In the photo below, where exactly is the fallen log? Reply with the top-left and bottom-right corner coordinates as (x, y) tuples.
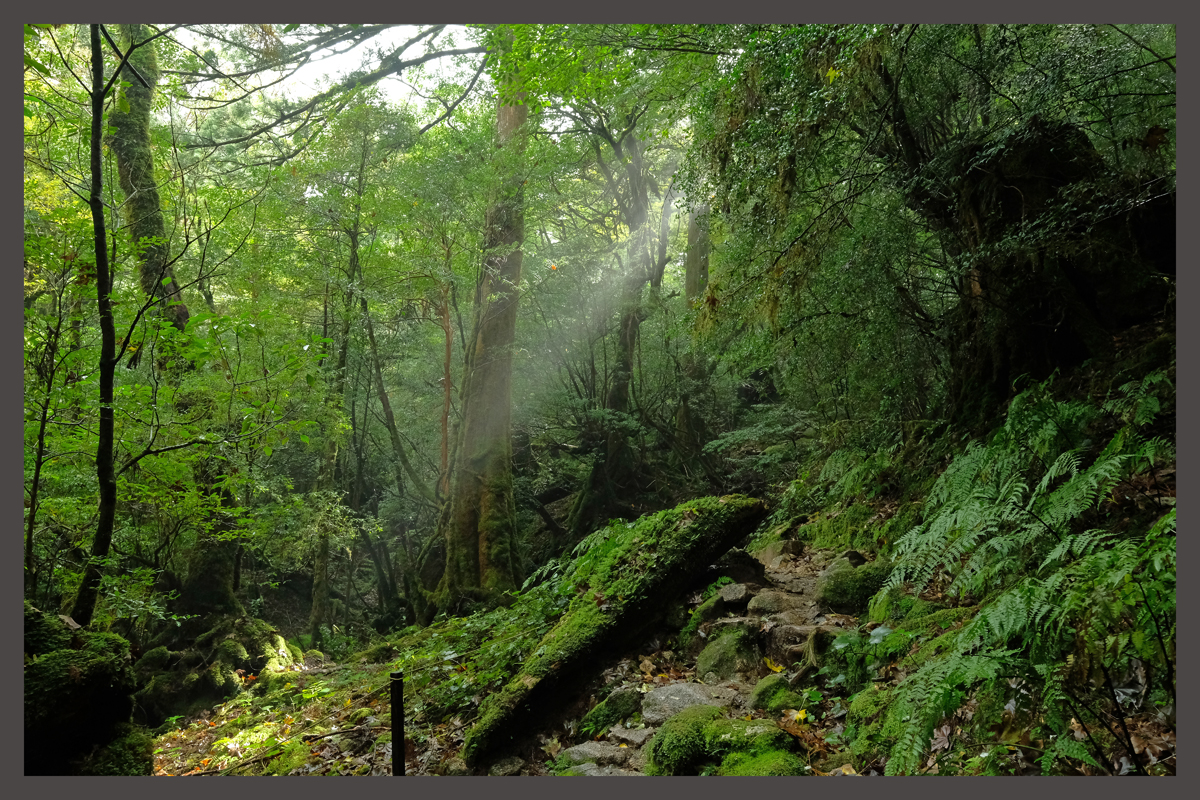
(462, 495), (767, 768)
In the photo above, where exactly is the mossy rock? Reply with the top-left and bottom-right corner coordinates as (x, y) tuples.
(644, 704), (797, 775)
(24, 601), (73, 656)
(678, 593), (726, 653)
(580, 687), (642, 735)
(696, 626), (761, 681)
(644, 705), (724, 775)
(133, 645), (171, 677)
(462, 495), (768, 767)
(749, 674), (808, 714)
(819, 558), (892, 613)
(24, 613), (137, 775)
(76, 723), (153, 776)
(718, 749), (807, 776)
(134, 614), (298, 727)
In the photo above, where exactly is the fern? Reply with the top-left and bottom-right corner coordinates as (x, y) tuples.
(873, 374), (1174, 773)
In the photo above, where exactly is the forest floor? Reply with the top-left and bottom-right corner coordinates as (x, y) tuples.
(151, 544), (876, 776)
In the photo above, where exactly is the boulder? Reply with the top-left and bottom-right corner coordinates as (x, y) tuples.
(581, 686), (642, 735)
(24, 604), (139, 775)
(710, 549), (768, 584)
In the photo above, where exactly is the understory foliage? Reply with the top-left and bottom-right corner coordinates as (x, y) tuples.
(866, 372), (1175, 774)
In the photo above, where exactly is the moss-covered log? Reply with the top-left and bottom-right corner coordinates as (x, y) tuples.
(461, 494), (767, 767)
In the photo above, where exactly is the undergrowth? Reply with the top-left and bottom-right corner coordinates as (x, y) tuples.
(858, 372), (1175, 775)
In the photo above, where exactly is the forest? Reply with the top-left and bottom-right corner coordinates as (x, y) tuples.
(23, 24), (1175, 777)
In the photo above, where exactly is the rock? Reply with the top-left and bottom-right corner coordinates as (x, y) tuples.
(609, 726), (655, 747)
(818, 559), (892, 613)
(562, 740), (630, 766)
(709, 616), (759, 635)
(25, 604), (139, 775)
(692, 594), (727, 625)
(642, 683), (722, 724)
(695, 627), (761, 683)
(839, 549), (867, 567)
(710, 549), (769, 584)
(444, 756), (470, 775)
(768, 609), (809, 625)
(565, 763), (642, 776)
(462, 496), (767, 768)
(581, 687), (642, 734)
(718, 582), (756, 606)
(754, 539), (804, 566)
(488, 755), (525, 775)
(747, 590), (805, 614)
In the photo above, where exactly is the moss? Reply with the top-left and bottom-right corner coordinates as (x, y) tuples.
(78, 723), (153, 776)
(644, 705), (724, 775)
(804, 502), (874, 550)
(846, 684), (908, 761)
(305, 649), (326, 662)
(718, 749), (807, 776)
(704, 716), (792, 757)
(901, 605), (974, 636)
(217, 639), (251, 669)
(349, 707), (373, 725)
(580, 687), (641, 735)
(645, 705), (797, 775)
(133, 645), (171, 676)
(749, 674), (807, 714)
(696, 626), (760, 680)
(819, 559), (892, 613)
(24, 626), (137, 774)
(678, 593), (726, 652)
(287, 641), (304, 662)
(24, 601), (72, 655)
(462, 495), (768, 767)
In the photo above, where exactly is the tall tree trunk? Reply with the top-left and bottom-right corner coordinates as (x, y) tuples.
(685, 205), (710, 304)
(102, 24), (243, 620)
(69, 25), (117, 628)
(433, 79), (527, 613)
(106, 24), (188, 335)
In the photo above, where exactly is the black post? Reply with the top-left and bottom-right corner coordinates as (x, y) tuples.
(391, 670), (404, 775)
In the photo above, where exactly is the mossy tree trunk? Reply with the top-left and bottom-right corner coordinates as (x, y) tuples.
(433, 80), (527, 614)
(100, 25), (243, 622)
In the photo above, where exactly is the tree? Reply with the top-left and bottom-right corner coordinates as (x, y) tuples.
(433, 47), (528, 614)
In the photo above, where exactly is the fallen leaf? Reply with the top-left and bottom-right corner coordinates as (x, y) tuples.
(764, 657), (784, 673)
